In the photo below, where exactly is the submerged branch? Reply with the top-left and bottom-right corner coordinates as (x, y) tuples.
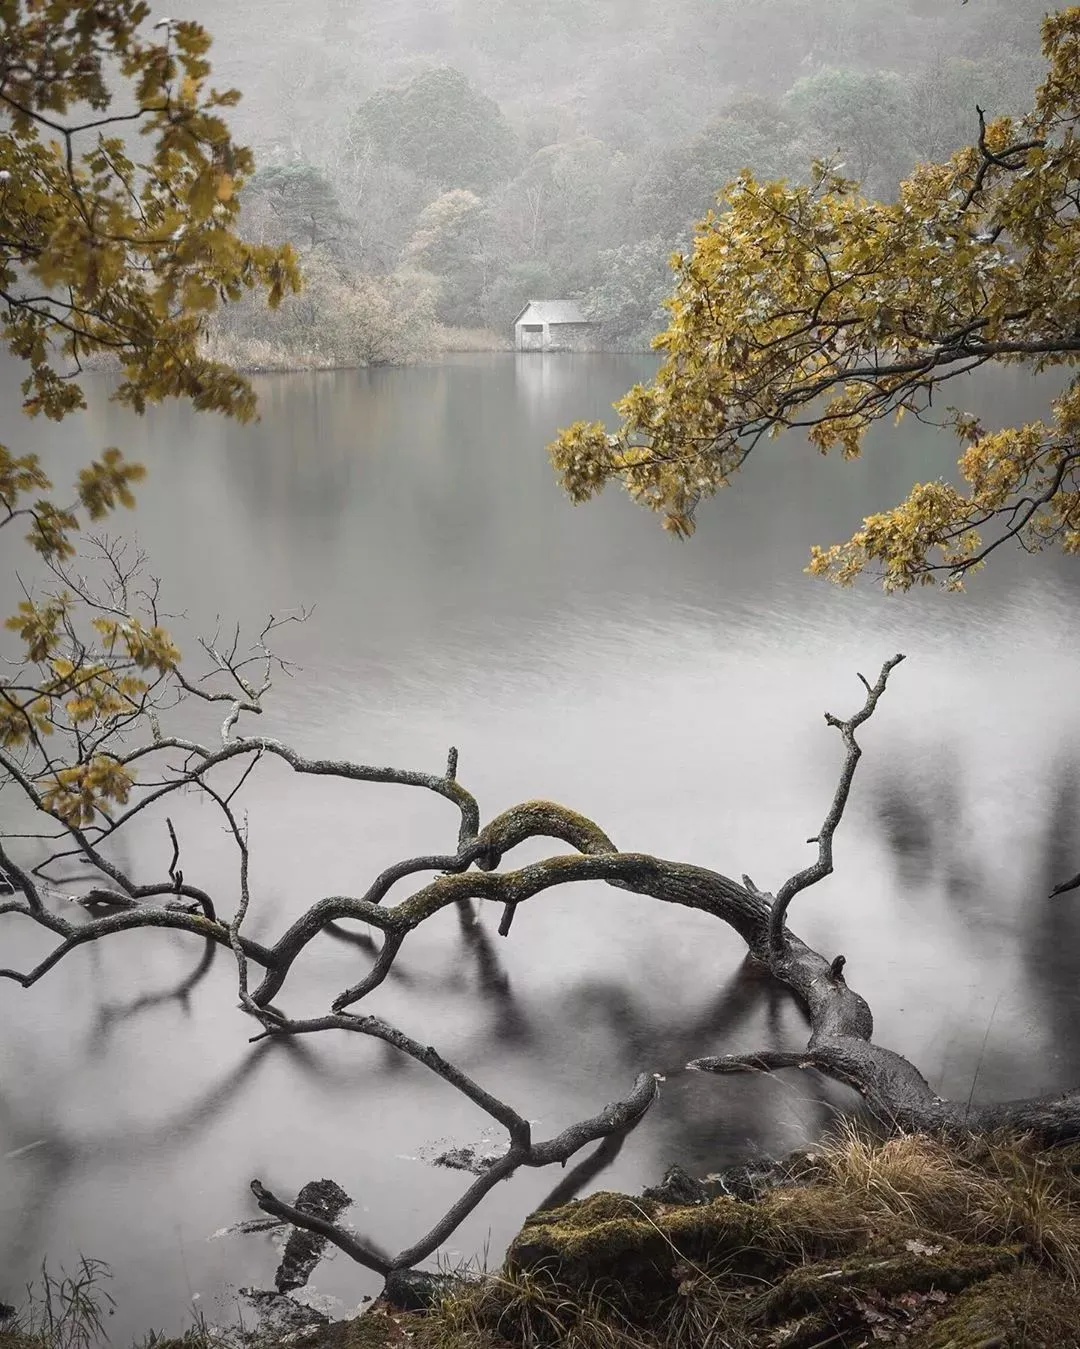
(1051, 870), (1080, 899)
(250, 1181), (392, 1277)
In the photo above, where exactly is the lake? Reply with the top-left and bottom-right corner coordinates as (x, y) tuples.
(1, 353), (1079, 1340)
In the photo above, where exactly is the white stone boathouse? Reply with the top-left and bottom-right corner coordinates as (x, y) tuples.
(512, 300), (601, 352)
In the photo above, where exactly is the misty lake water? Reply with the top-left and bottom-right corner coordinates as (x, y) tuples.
(2, 353), (1080, 1339)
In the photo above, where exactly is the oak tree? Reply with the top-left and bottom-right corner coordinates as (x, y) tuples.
(551, 6), (1080, 592)
(1, 0), (299, 761)
(351, 67), (521, 195)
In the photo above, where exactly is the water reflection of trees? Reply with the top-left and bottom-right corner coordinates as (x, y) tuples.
(8, 753), (1080, 1294)
(216, 374), (362, 529)
(865, 744), (1080, 1095)
(1024, 755), (1080, 1084)
(866, 746), (968, 897)
(323, 907), (849, 1171)
(1, 890), (851, 1286)
(217, 364), (539, 606)
(0, 1037), (301, 1275)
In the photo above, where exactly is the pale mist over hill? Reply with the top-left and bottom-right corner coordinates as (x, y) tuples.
(157, 0), (1051, 360)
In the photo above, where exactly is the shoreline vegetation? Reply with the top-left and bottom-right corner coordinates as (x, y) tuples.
(77, 327), (513, 378)
(77, 330), (654, 378)
(200, 324), (515, 372)
(7, 1123), (1080, 1349)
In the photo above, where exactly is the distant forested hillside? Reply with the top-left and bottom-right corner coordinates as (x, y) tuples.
(168, 0), (1048, 355)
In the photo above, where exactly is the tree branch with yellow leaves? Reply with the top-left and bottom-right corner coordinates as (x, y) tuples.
(1, 0), (300, 568)
(550, 7), (1080, 591)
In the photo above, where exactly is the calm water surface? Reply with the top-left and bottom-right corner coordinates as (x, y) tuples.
(1, 355), (1079, 1338)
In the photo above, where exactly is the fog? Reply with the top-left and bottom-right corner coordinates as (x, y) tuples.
(148, 0), (1052, 359)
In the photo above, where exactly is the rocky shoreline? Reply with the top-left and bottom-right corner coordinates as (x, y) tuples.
(6, 1130), (1080, 1349)
(219, 1133), (1080, 1347)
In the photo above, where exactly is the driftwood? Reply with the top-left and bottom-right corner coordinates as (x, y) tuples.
(4, 627), (1080, 1290)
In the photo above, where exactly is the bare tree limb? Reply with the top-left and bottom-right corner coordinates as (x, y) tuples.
(0, 836), (47, 915)
(253, 1072), (659, 1275)
(527, 1072), (658, 1166)
(768, 654), (906, 950)
(386, 1151), (525, 1271)
(9, 638), (1080, 1301)
(689, 1050), (815, 1075)
(250, 1181), (392, 1277)
(111, 735), (481, 850)
(0, 906), (273, 989)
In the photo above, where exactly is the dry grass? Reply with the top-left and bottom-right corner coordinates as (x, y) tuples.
(429, 326), (510, 353)
(60, 322), (507, 380)
(197, 330), (349, 373)
(809, 1118), (1080, 1285)
(65, 333), (347, 375)
(402, 1125), (1080, 1349)
(5, 1259), (116, 1349)
(416, 1266), (653, 1349)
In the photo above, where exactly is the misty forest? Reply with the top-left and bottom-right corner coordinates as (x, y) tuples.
(3, 2), (1080, 1348)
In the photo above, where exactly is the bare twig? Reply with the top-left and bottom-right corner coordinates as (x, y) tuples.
(1051, 870), (1080, 899)
(768, 654), (906, 950)
(0, 837), (46, 914)
(249, 1181), (392, 1276)
(166, 817), (181, 887)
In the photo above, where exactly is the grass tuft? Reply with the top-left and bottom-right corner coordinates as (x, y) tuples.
(6, 1258), (116, 1349)
(810, 1118), (1080, 1286)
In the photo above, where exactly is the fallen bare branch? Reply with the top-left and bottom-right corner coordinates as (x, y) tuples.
(250, 1181), (392, 1277)
(7, 638), (1080, 1304)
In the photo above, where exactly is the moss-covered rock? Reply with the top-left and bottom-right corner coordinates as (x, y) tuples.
(485, 1165), (1069, 1347)
(508, 1191), (769, 1309)
(505, 1182), (906, 1315)
(908, 1267), (1080, 1348)
(752, 1243), (1020, 1327)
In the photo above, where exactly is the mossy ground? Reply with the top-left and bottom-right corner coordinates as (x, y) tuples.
(314, 1127), (1080, 1349)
